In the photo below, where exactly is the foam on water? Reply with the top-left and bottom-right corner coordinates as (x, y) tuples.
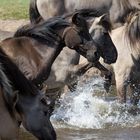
(51, 76), (140, 129)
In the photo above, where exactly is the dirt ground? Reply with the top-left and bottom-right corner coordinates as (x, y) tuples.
(0, 19), (29, 40)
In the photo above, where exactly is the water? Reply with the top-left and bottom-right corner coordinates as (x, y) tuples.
(20, 76), (140, 140)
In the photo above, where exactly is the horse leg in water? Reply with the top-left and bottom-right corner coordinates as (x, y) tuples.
(64, 61), (94, 91)
(114, 72), (129, 103)
(67, 61), (112, 92)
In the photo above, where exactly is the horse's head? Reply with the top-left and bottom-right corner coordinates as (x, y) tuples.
(0, 47), (56, 140)
(89, 14), (118, 64)
(19, 91), (56, 140)
(63, 13), (99, 63)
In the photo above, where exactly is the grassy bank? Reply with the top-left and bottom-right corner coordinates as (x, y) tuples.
(0, 0), (29, 19)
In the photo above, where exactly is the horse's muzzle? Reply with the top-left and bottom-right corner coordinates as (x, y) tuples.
(86, 50), (100, 62)
(103, 54), (117, 64)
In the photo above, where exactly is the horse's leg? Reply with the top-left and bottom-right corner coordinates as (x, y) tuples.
(115, 75), (128, 103)
(67, 61), (112, 92)
(66, 61), (93, 91)
(93, 62), (112, 92)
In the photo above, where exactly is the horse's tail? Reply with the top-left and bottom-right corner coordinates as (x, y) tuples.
(29, 0), (43, 24)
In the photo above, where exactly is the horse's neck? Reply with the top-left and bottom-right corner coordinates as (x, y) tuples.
(31, 38), (64, 86)
(1, 37), (64, 87)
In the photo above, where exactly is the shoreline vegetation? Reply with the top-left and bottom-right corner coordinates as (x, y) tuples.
(0, 0), (29, 19)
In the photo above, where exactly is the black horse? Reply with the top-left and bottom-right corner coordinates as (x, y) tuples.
(0, 48), (56, 140)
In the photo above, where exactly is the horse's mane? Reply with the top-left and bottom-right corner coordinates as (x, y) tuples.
(14, 17), (70, 45)
(0, 63), (15, 116)
(0, 48), (38, 96)
(125, 11), (140, 46)
(113, 0), (139, 23)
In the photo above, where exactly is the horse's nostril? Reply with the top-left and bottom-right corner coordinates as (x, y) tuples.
(86, 50), (100, 62)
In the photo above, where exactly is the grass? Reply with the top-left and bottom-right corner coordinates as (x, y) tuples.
(0, 0), (30, 19)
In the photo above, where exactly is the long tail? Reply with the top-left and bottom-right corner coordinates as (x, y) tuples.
(29, 0), (44, 24)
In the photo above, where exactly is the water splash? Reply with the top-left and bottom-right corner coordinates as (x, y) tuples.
(51, 76), (140, 129)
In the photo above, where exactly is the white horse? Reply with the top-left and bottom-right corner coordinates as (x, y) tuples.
(90, 11), (140, 105)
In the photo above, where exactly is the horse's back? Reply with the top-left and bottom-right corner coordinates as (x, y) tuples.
(36, 0), (111, 20)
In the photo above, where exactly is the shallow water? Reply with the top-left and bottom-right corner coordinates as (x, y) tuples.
(20, 127), (140, 140)
(20, 76), (140, 140)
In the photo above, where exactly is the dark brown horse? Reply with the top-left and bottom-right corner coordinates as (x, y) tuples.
(29, 0), (140, 28)
(0, 13), (117, 89)
(0, 48), (56, 140)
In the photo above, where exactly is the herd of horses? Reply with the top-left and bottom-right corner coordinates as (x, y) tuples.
(0, 0), (140, 139)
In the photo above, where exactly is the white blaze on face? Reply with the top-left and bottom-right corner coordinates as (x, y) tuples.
(89, 15), (105, 34)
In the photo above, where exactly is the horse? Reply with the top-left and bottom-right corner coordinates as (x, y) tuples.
(41, 13), (115, 99)
(0, 13), (117, 90)
(29, 0), (140, 28)
(0, 48), (56, 140)
(90, 11), (140, 106)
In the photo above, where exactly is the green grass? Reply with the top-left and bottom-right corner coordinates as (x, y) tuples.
(0, 0), (30, 19)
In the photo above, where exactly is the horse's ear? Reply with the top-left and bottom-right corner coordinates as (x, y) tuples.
(72, 13), (81, 25)
(99, 13), (112, 31)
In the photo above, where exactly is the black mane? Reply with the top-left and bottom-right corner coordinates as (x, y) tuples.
(14, 17), (70, 45)
(0, 48), (38, 96)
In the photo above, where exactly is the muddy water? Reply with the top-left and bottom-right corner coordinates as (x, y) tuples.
(20, 127), (140, 140)
(20, 76), (140, 140)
